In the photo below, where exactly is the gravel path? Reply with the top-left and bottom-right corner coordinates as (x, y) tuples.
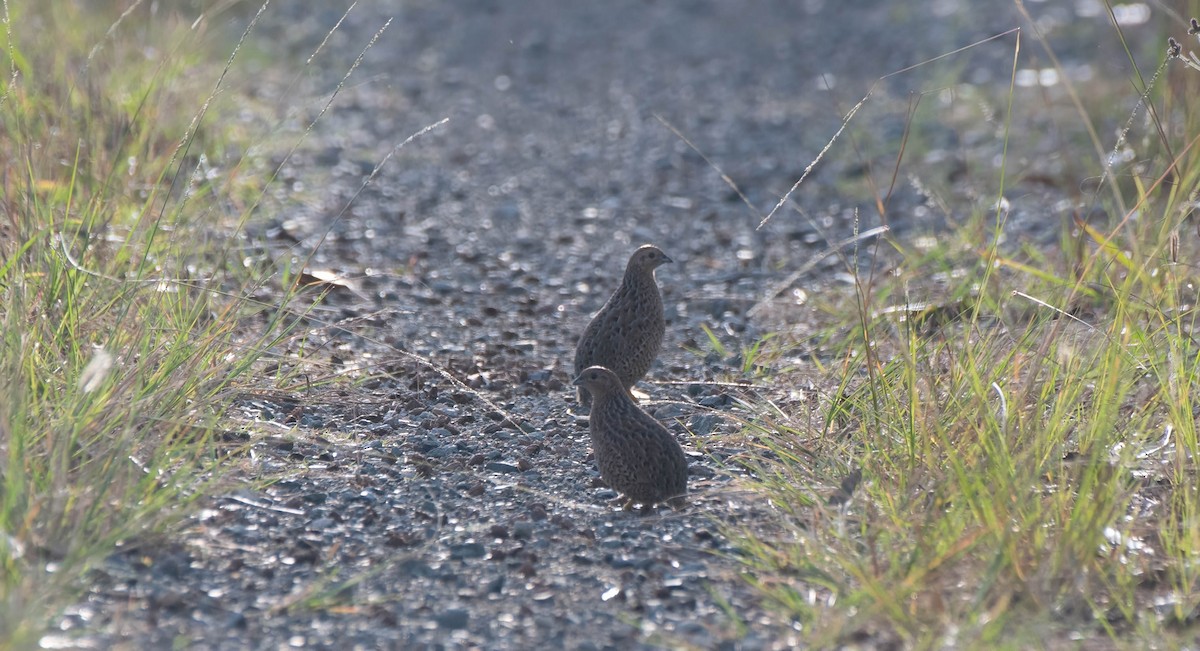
(56, 1), (1162, 648)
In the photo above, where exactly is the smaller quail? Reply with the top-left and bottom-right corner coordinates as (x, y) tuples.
(572, 365), (688, 509)
(574, 245), (672, 410)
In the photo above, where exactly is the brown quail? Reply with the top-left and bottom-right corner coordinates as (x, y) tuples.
(572, 365), (688, 509)
(574, 245), (671, 409)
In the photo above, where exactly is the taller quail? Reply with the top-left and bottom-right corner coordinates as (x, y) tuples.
(572, 365), (688, 508)
(573, 244), (672, 409)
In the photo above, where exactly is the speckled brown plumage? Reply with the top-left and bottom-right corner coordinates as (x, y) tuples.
(572, 365), (688, 508)
(573, 245), (671, 409)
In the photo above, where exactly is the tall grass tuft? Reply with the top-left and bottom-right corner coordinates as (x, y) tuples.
(0, 2), (302, 645)
(732, 19), (1200, 648)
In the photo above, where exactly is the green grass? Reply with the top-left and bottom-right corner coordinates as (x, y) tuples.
(729, 10), (1200, 649)
(0, 2), (308, 646)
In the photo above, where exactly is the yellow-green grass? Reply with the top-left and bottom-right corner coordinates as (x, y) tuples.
(728, 12), (1200, 649)
(0, 2), (305, 646)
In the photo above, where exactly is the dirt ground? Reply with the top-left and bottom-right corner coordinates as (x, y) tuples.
(55, 1), (1169, 648)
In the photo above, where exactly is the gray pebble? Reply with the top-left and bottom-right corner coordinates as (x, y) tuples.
(690, 414), (722, 435)
(653, 404), (688, 420)
(435, 608), (470, 630)
(413, 438), (439, 453)
(307, 517), (336, 530)
(513, 521), (535, 540)
(485, 461), (520, 473)
(450, 542), (486, 560)
(427, 444), (458, 458)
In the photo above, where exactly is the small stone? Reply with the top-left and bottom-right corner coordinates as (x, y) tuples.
(528, 504), (548, 521)
(413, 438), (439, 453)
(450, 542), (486, 560)
(486, 575), (505, 594)
(653, 404), (688, 420)
(608, 556), (637, 569)
(308, 517), (335, 530)
(689, 414), (721, 435)
(513, 521), (535, 540)
(485, 461), (520, 474)
(299, 413), (326, 428)
(436, 608), (470, 630)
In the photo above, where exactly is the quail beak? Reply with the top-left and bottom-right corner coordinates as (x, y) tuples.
(571, 374), (584, 386)
(662, 254), (674, 264)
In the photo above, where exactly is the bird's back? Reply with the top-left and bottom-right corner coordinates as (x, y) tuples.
(588, 391), (687, 504)
(574, 275), (665, 387)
